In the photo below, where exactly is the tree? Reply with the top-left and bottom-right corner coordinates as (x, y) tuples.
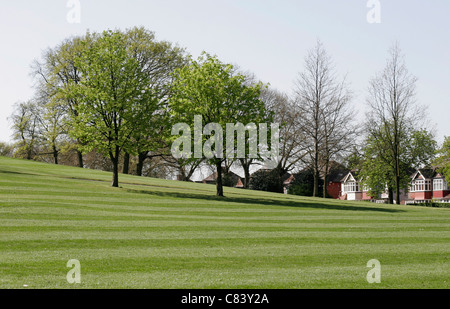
(64, 29), (158, 187)
(262, 88), (307, 182)
(0, 142), (14, 157)
(360, 128), (436, 203)
(161, 155), (204, 182)
(248, 168), (283, 193)
(9, 101), (40, 160)
(170, 52), (268, 196)
(318, 84), (356, 198)
(364, 43), (434, 204)
(34, 95), (67, 165)
(434, 137), (450, 183)
(294, 40), (354, 197)
(32, 35), (88, 168)
(288, 168), (324, 197)
(124, 27), (187, 176)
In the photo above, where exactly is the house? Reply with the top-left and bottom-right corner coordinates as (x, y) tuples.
(282, 161), (349, 197)
(407, 168), (450, 204)
(201, 171), (244, 188)
(338, 168), (450, 204)
(326, 166), (350, 199)
(339, 170), (414, 203)
(339, 170), (371, 201)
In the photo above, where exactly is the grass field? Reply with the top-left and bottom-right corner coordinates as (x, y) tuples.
(0, 156), (449, 289)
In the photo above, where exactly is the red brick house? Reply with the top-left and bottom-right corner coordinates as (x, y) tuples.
(326, 169), (350, 199)
(339, 171), (373, 201)
(408, 169), (450, 203)
(337, 168), (450, 204)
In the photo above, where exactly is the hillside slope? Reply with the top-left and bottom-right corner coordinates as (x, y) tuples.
(0, 156), (449, 289)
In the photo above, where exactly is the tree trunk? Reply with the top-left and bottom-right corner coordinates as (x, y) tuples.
(239, 158), (251, 189)
(53, 145), (58, 165)
(112, 159), (119, 187)
(313, 135), (319, 197)
(313, 167), (319, 198)
(388, 187), (394, 205)
(395, 175), (401, 205)
(77, 150), (84, 168)
(123, 152), (130, 174)
(26, 143), (33, 160)
(110, 146), (120, 187)
(136, 151), (147, 176)
(215, 159), (224, 197)
(244, 165), (250, 189)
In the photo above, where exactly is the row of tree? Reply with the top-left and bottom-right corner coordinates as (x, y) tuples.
(6, 26), (449, 201)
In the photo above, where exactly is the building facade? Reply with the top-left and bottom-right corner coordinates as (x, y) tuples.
(338, 168), (450, 204)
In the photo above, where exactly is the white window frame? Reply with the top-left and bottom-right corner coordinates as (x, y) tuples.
(433, 179), (448, 191)
(412, 179), (431, 192)
(343, 181), (360, 193)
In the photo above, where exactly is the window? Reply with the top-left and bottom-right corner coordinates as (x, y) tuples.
(343, 181), (360, 193)
(433, 179), (448, 191)
(412, 179), (431, 192)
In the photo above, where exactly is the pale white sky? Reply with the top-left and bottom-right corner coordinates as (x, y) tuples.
(1, 0), (449, 144)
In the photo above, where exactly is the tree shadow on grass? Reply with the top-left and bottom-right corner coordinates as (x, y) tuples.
(125, 188), (405, 213)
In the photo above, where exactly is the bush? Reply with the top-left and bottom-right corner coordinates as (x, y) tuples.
(249, 169), (283, 193)
(288, 169), (324, 197)
(0, 142), (14, 157)
(413, 202), (450, 208)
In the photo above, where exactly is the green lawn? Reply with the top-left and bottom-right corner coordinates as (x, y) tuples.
(0, 156), (449, 289)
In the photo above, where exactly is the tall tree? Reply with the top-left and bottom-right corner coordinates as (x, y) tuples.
(64, 29), (157, 187)
(261, 88), (306, 180)
(32, 35), (88, 168)
(33, 91), (67, 165)
(9, 101), (40, 160)
(360, 127), (436, 203)
(170, 53), (268, 196)
(364, 43), (434, 204)
(319, 82), (356, 198)
(124, 27), (187, 176)
(294, 40), (353, 197)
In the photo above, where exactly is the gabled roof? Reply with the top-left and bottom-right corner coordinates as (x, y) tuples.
(341, 170), (360, 183)
(328, 169), (351, 183)
(411, 168), (437, 181)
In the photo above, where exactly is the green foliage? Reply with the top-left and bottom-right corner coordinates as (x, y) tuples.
(66, 30), (154, 156)
(169, 52), (269, 195)
(412, 202), (450, 208)
(10, 101), (40, 160)
(249, 169), (283, 193)
(435, 136), (450, 183)
(288, 169), (324, 197)
(59, 28), (181, 186)
(359, 126), (437, 199)
(169, 52), (268, 152)
(0, 142), (14, 157)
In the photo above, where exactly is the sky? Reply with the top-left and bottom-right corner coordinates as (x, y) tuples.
(0, 0), (449, 145)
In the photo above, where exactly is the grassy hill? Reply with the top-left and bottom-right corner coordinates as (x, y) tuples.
(0, 156), (449, 289)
